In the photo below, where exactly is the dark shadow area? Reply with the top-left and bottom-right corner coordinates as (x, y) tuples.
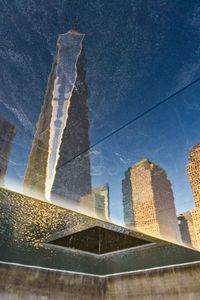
(48, 226), (151, 254)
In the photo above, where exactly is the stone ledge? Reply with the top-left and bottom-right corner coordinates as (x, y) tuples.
(1, 261), (200, 299)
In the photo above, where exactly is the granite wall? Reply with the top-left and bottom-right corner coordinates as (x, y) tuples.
(105, 262), (200, 300)
(0, 263), (103, 300)
(1, 262), (200, 299)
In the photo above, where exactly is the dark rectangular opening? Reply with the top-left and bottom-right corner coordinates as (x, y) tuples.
(47, 226), (151, 254)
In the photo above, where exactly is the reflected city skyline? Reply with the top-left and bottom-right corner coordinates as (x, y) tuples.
(0, 20), (200, 250)
(2, 101), (200, 249)
(3, 4), (200, 295)
(1, 1), (200, 222)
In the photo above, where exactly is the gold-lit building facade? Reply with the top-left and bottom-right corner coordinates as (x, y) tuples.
(191, 208), (200, 249)
(187, 143), (200, 249)
(122, 159), (181, 242)
(187, 143), (200, 208)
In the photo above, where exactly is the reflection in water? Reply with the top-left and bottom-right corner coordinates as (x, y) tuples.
(23, 30), (92, 209)
(122, 159), (181, 243)
(92, 184), (110, 220)
(184, 143), (200, 250)
(178, 212), (194, 248)
(5, 28), (199, 249)
(0, 118), (16, 186)
(51, 37), (91, 206)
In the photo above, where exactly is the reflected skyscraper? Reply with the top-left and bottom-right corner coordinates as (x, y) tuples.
(178, 212), (196, 247)
(187, 143), (200, 249)
(24, 30), (91, 207)
(122, 159), (181, 242)
(0, 117), (16, 186)
(92, 184), (110, 220)
(187, 143), (200, 207)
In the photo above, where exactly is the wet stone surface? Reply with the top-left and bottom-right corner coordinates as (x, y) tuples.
(1, 187), (200, 275)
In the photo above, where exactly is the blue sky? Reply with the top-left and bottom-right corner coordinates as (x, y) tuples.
(1, 0), (200, 222)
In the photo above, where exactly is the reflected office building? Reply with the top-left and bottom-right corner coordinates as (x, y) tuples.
(178, 211), (195, 248)
(0, 117), (16, 186)
(24, 30), (92, 209)
(186, 143), (200, 249)
(122, 159), (181, 243)
(92, 184), (110, 220)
